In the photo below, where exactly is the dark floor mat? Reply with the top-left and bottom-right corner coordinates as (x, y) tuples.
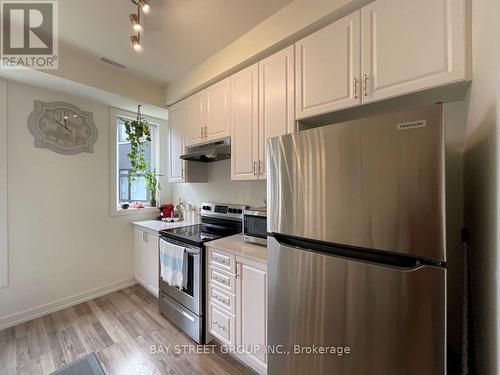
(49, 353), (105, 375)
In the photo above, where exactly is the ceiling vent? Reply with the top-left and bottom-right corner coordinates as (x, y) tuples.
(99, 57), (127, 70)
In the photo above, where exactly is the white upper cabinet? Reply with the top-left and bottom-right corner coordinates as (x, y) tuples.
(231, 64), (259, 181)
(258, 46), (295, 180)
(168, 101), (186, 183)
(184, 92), (205, 146)
(205, 78), (231, 142)
(295, 12), (361, 119)
(362, 0), (467, 103)
(184, 79), (231, 147)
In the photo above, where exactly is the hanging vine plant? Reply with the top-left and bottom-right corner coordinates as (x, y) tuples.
(122, 105), (161, 207)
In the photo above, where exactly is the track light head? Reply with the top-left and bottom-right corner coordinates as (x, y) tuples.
(129, 14), (143, 32)
(130, 35), (142, 52)
(137, 0), (151, 14)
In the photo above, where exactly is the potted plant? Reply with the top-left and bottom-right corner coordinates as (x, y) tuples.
(123, 105), (161, 207)
(145, 169), (161, 207)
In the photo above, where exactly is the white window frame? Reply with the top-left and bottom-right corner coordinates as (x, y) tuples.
(0, 79), (7, 288)
(109, 108), (165, 217)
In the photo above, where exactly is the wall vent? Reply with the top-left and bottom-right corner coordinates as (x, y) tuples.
(99, 57), (127, 70)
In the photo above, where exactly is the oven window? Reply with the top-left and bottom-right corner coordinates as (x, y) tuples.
(244, 215), (267, 239)
(183, 254), (194, 297)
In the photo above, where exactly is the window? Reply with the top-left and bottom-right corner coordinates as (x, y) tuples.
(116, 118), (155, 205)
(110, 108), (165, 216)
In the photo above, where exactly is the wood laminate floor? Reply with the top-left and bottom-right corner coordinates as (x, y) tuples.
(0, 284), (256, 375)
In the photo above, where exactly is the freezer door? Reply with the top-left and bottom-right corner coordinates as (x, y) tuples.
(267, 104), (445, 262)
(268, 237), (446, 375)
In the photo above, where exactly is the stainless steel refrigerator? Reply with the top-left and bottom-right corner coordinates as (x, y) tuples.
(267, 104), (446, 375)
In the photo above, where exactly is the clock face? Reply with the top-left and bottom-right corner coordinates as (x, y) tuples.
(28, 101), (98, 155)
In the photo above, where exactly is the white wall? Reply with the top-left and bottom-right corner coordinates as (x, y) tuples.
(0, 79), (7, 288)
(0, 79), (157, 329)
(171, 160), (267, 208)
(461, 0), (500, 373)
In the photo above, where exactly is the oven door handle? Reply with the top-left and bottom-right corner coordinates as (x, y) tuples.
(160, 237), (201, 254)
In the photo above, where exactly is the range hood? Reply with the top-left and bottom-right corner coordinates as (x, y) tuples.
(180, 138), (231, 163)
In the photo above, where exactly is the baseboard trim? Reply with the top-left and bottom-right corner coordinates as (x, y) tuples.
(0, 278), (136, 331)
(211, 338), (267, 375)
(134, 276), (159, 298)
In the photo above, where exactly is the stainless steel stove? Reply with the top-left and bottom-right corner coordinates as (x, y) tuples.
(158, 202), (246, 343)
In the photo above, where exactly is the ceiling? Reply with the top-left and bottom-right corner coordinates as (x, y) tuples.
(59, 0), (293, 86)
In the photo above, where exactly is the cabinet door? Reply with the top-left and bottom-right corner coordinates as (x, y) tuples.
(185, 92), (205, 146)
(134, 230), (147, 287)
(168, 102), (186, 183)
(145, 233), (159, 296)
(295, 12), (361, 119)
(134, 230), (159, 296)
(258, 46), (295, 180)
(361, 0), (467, 103)
(238, 261), (267, 372)
(231, 64), (259, 181)
(206, 78), (231, 142)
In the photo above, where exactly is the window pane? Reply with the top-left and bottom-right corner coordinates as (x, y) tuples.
(119, 176), (129, 202)
(118, 121), (129, 142)
(118, 143), (132, 170)
(115, 117), (157, 208)
(131, 176), (148, 201)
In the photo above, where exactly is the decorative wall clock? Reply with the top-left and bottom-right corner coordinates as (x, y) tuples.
(27, 101), (98, 155)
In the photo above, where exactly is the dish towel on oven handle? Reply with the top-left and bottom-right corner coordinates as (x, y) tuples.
(160, 239), (185, 289)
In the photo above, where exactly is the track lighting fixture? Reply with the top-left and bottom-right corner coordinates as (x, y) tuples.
(129, 14), (143, 32)
(131, 0), (151, 14)
(129, 0), (151, 52)
(130, 35), (142, 51)
(137, 0), (151, 14)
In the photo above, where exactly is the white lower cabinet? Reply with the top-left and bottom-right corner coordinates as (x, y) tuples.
(134, 229), (159, 297)
(207, 247), (267, 375)
(237, 259), (267, 374)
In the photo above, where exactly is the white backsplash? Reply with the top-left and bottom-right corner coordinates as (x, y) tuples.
(171, 160), (267, 208)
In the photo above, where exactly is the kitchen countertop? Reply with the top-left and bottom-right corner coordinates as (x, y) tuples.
(206, 234), (267, 263)
(132, 220), (198, 233)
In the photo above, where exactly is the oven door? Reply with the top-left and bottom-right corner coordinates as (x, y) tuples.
(243, 213), (268, 245)
(159, 238), (202, 316)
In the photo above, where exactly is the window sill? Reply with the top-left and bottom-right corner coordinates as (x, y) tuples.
(110, 206), (159, 217)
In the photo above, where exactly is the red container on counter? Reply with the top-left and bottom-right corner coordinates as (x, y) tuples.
(161, 203), (174, 218)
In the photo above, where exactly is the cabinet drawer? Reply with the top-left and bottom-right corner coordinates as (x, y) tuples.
(208, 283), (236, 315)
(208, 266), (236, 294)
(208, 303), (235, 345)
(209, 249), (236, 274)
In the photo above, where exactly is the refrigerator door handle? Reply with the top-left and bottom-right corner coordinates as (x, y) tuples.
(271, 233), (444, 270)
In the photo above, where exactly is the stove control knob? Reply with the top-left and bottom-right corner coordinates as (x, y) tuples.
(237, 209), (243, 214)
(228, 208), (234, 213)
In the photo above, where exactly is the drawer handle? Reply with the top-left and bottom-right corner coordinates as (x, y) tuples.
(214, 295), (228, 304)
(213, 321), (226, 331)
(213, 276), (228, 285)
(214, 257), (227, 265)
